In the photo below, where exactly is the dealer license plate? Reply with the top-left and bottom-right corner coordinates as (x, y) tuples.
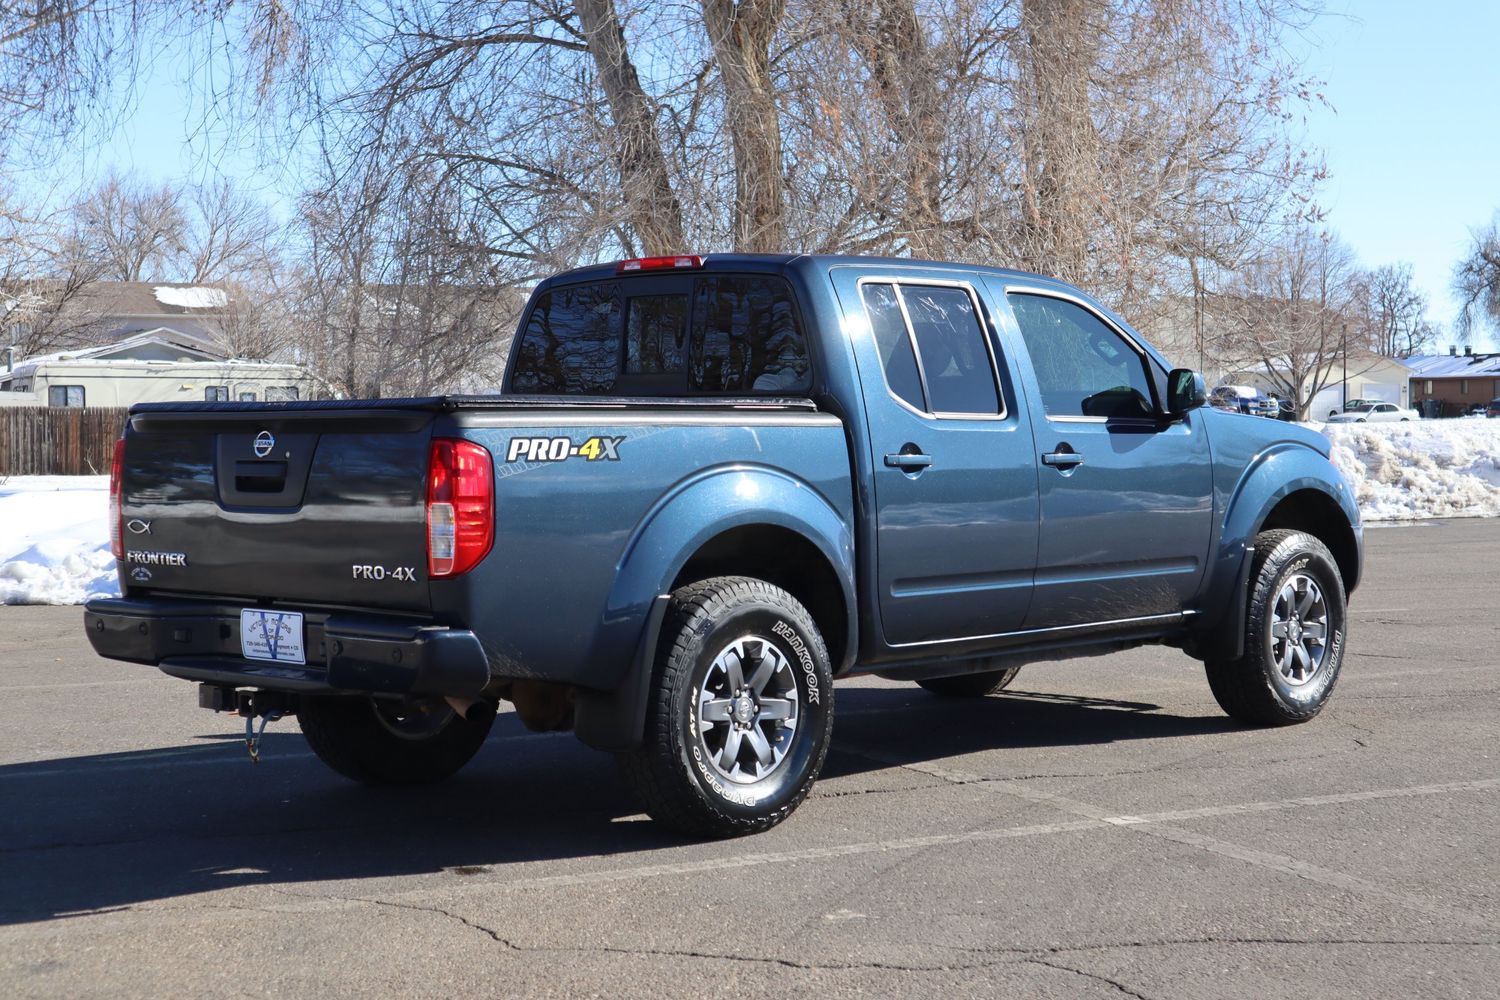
(240, 609), (307, 665)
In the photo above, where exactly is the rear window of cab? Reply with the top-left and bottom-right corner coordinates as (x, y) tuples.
(510, 274), (811, 395)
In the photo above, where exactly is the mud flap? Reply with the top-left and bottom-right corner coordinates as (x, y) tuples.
(573, 594), (671, 752)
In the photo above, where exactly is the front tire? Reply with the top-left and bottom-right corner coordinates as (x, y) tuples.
(619, 577), (834, 838)
(298, 696), (494, 785)
(917, 662), (1021, 697)
(1205, 530), (1347, 726)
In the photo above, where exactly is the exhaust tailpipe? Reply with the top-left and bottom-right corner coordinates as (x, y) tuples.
(444, 696), (497, 725)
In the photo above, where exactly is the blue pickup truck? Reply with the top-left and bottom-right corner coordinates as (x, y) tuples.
(84, 254), (1362, 836)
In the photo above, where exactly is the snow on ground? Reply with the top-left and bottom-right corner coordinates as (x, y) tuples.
(0, 477), (118, 605)
(1312, 417), (1500, 521)
(1, 418), (1498, 605)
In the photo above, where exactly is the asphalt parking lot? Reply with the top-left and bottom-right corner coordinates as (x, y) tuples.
(1, 520), (1496, 999)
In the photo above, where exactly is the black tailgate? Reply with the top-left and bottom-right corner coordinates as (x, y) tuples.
(120, 402), (437, 613)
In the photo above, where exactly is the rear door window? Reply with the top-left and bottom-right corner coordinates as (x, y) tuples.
(901, 286), (1001, 415)
(860, 283), (924, 410)
(858, 281), (1002, 417)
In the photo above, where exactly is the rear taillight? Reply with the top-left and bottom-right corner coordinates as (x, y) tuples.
(109, 437), (125, 560)
(426, 439), (494, 578)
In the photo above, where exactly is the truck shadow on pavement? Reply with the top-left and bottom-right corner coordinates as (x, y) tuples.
(0, 685), (1237, 925)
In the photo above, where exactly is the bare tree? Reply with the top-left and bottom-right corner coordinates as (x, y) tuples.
(700, 0), (786, 251)
(1352, 262), (1435, 358)
(182, 179), (282, 284)
(1213, 226), (1362, 419)
(1455, 215), (1500, 344)
(7, 0), (1336, 397)
(1, 181), (110, 358)
(1013, 0), (1102, 284)
(290, 139), (520, 397)
(576, 0), (688, 254)
(70, 173), (187, 282)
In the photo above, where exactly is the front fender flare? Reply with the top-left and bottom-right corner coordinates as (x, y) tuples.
(1196, 445), (1360, 659)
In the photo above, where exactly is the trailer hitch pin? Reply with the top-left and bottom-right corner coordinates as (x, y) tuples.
(245, 710), (284, 764)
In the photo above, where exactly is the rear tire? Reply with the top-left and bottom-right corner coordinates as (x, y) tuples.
(298, 696), (494, 785)
(916, 663), (1021, 697)
(618, 576), (834, 838)
(1205, 530), (1347, 726)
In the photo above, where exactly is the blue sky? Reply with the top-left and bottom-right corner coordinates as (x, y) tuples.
(22, 2), (1500, 347)
(1299, 1), (1500, 347)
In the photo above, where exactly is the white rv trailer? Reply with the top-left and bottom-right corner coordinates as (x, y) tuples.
(0, 330), (324, 407)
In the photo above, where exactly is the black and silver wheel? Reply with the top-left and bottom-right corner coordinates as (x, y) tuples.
(916, 661), (1021, 697)
(297, 695), (494, 785)
(620, 576), (834, 837)
(1205, 529), (1347, 725)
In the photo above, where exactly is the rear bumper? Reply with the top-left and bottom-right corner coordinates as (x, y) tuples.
(82, 597), (491, 698)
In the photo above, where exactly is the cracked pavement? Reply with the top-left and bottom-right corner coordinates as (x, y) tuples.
(1, 520), (1496, 998)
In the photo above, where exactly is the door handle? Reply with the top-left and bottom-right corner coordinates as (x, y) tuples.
(1041, 449), (1085, 468)
(884, 451), (933, 471)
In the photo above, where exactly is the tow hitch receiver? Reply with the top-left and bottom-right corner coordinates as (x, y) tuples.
(198, 685), (295, 764)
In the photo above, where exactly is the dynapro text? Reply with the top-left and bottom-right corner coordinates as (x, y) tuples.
(506, 435), (624, 464)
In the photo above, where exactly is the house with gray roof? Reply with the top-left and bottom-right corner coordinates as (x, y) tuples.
(1406, 348), (1500, 416)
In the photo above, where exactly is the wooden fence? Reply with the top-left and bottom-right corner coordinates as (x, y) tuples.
(0, 407), (130, 476)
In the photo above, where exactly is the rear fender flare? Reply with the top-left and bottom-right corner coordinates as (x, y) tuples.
(574, 465), (854, 751)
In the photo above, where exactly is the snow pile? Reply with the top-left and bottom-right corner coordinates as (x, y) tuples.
(1314, 418), (1500, 520)
(0, 477), (119, 605)
(152, 285), (228, 309)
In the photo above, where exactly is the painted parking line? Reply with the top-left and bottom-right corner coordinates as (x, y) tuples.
(310, 774), (1497, 904)
(845, 746), (1498, 928)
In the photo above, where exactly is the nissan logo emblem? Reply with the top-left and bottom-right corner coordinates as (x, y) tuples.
(253, 431), (276, 458)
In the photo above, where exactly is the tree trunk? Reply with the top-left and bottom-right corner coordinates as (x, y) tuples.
(1018, 0), (1100, 281)
(700, 0), (786, 252)
(576, 0), (688, 255)
(855, 0), (945, 257)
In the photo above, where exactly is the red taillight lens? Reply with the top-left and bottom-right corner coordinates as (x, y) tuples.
(109, 437), (125, 561)
(427, 439), (494, 578)
(616, 255), (703, 273)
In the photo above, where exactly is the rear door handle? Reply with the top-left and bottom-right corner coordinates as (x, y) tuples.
(1041, 450), (1084, 468)
(884, 452), (933, 471)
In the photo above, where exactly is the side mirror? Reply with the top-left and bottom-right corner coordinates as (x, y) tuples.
(1167, 368), (1207, 418)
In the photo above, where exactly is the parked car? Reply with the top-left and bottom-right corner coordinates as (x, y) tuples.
(1209, 384), (1280, 418)
(1328, 398), (1380, 418)
(1325, 402), (1419, 424)
(1487, 398), (1500, 418)
(83, 254), (1362, 837)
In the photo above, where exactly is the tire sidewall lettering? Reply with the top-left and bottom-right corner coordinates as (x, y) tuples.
(771, 619), (820, 705)
(679, 604), (830, 816)
(1265, 548), (1343, 707)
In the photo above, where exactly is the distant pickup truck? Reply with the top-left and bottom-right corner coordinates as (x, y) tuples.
(85, 254), (1363, 837)
(1209, 384), (1281, 419)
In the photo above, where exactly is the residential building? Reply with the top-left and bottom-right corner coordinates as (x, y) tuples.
(1406, 349), (1500, 416)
